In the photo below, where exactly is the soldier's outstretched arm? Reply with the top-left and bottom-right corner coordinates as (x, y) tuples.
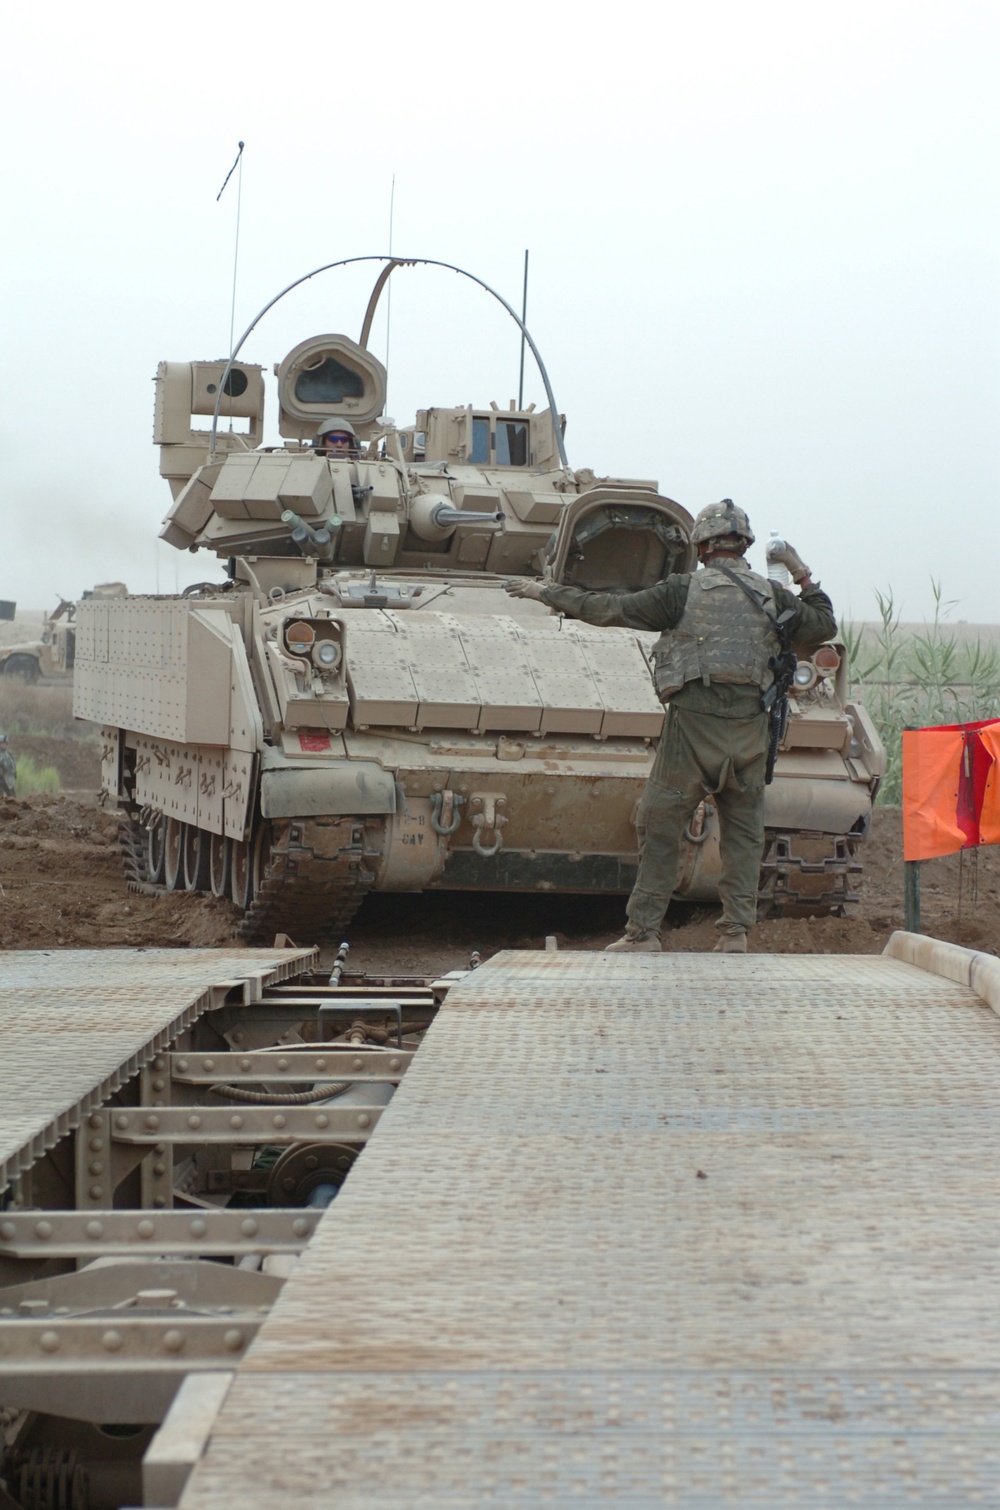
(502, 576), (691, 632)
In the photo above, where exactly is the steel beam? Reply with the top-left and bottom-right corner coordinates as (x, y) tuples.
(107, 1105), (383, 1145)
(168, 1049), (413, 1084)
(0, 1208), (320, 1259)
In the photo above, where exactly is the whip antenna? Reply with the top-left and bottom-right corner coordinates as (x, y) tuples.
(385, 173), (396, 405)
(518, 249), (529, 409)
(217, 141), (245, 365)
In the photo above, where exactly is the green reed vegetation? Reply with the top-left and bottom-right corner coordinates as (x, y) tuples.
(13, 755), (61, 795)
(845, 584), (1000, 805)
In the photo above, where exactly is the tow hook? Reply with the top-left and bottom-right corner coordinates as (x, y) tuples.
(430, 789), (466, 835)
(469, 792), (508, 857)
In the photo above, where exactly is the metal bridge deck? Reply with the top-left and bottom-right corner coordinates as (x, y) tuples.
(179, 947), (1000, 1508)
(0, 947), (315, 1193)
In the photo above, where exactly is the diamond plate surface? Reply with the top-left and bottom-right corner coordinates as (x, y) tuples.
(179, 951), (1000, 1507)
(0, 947), (315, 1191)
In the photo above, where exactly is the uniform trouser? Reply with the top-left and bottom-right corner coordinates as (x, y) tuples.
(626, 703), (769, 937)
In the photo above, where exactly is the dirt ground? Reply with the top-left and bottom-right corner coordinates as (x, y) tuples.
(1, 739), (998, 973)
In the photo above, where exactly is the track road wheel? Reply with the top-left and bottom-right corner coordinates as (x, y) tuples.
(232, 822), (272, 913)
(145, 816), (166, 885)
(163, 817), (184, 891)
(231, 835), (254, 911)
(209, 830), (232, 898)
(183, 824), (211, 892)
(3, 655), (40, 684)
(252, 821), (272, 896)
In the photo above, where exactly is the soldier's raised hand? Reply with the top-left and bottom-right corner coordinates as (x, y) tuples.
(765, 540), (812, 585)
(504, 579), (547, 601)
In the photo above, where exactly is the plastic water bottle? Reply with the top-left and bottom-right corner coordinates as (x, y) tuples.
(766, 532), (790, 585)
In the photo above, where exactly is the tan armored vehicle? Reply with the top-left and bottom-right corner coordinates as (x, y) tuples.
(1, 585), (126, 683)
(74, 258), (884, 940)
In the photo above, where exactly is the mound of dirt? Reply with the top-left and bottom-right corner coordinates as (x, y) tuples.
(1, 795), (997, 974)
(0, 795), (238, 951)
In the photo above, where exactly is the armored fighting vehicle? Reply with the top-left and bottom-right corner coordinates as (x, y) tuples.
(1, 585), (126, 684)
(74, 258), (884, 940)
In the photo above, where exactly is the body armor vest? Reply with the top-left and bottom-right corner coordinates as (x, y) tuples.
(652, 565), (780, 703)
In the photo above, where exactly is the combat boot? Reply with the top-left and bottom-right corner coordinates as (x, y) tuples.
(604, 930), (661, 954)
(713, 932), (748, 954)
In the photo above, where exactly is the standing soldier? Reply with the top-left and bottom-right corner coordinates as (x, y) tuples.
(0, 732), (16, 798)
(505, 501), (836, 953)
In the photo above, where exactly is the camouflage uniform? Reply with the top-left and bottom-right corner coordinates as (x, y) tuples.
(0, 744), (16, 798)
(540, 563), (836, 938)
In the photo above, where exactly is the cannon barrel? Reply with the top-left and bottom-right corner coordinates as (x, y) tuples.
(430, 505), (503, 529)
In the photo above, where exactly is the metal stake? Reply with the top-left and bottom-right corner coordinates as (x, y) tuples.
(904, 859), (921, 934)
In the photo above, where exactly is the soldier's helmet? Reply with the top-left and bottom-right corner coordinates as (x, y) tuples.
(690, 498), (755, 549)
(315, 418), (357, 446)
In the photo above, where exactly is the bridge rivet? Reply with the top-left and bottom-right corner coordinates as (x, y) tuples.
(188, 1115), (202, 1131)
(89, 1137), (104, 1152)
(115, 1115), (129, 1130)
(272, 1114), (286, 1129)
(315, 1058), (327, 1071)
(137, 1220), (155, 1238)
(239, 1058), (252, 1072)
(356, 1114), (371, 1129)
(39, 1331), (60, 1353)
(101, 1330), (123, 1353)
(241, 1218), (258, 1237)
(151, 1077), (166, 1093)
(153, 1057), (166, 1072)
(153, 1162), (166, 1176)
(34, 1221), (53, 1240)
(277, 1058), (289, 1071)
(86, 1221), (104, 1240)
(223, 1329), (245, 1352)
(352, 1058), (364, 1072)
(89, 1186), (104, 1201)
(0, 1222), (15, 1241)
(202, 1059), (215, 1073)
(389, 1059), (401, 1072)
(154, 1144), (166, 1155)
(88, 1114), (102, 1129)
(89, 1161), (104, 1176)
(153, 1196), (167, 1209)
(176, 1059), (189, 1073)
(190, 1218), (207, 1238)
(314, 1114), (329, 1129)
(292, 1218), (311, 1238)
(163, 1329), (185, 1353)
(145, 1115), (160, 1131)
(230, 1115), (243, 1131)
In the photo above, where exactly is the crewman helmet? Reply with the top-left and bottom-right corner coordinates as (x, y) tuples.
(315, 417), (357, 443)
(690, 499), (755, 548)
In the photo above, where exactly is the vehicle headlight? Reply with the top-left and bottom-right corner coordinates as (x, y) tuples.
(284, 619), (315, 656)
(312, 640), (341, 671)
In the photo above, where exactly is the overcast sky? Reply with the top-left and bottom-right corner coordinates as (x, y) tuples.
(1, 0), (996, 623)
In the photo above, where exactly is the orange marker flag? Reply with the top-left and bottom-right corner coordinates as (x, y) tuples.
(902, 720), (1000, 861)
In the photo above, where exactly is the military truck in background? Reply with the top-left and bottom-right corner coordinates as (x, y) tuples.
(73, 258), (884, 942)
(0, 585), (127, 684)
